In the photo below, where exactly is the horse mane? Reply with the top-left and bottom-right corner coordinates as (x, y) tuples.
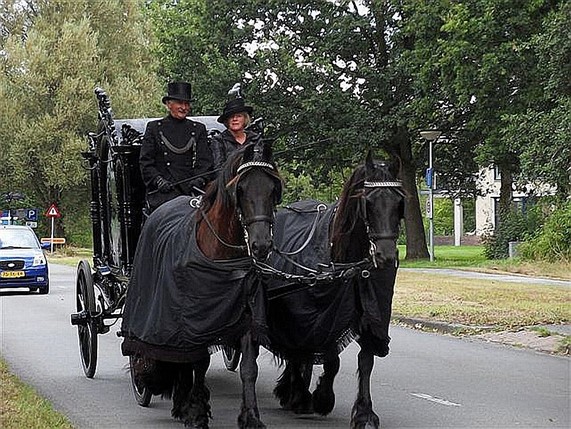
(199, 141), (281, 215)
(330, 159), (399, 260)
(199, 147), (246, 215)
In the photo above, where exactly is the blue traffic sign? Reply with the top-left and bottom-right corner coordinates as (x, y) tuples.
(26, 208), (38, 221)
(425, 168), (433, 188)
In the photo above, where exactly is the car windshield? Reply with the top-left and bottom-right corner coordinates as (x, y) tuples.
(0, 229), (40, 249)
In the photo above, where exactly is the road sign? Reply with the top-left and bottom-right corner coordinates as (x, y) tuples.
(26, 208), (38, 221)
(425, 168), (433, 188)
(26, 221), (38, 228)
(45, 204), (61, 218)
(41, 237), (66, 244)
(426, 198), (432, 219)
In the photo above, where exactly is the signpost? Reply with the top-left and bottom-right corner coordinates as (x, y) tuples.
(420, 130), (442, 262)
(45, 203), (62, 253)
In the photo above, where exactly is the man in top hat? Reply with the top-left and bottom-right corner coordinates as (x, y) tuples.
(210, 95), (259, 173)
(140, 81), (213, 211)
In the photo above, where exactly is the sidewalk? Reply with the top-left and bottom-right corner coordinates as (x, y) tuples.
(400, 267), (571, 287)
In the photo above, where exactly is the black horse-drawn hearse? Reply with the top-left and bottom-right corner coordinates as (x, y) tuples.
(70, 88), (224, 402)
(71, 87), (404, 429)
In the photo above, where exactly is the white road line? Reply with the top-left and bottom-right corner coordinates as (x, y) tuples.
(410, 392), (462, 407)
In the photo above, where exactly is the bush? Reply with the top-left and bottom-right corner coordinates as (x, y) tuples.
(519, 201), (571, 262)
(482, 208), (529, 259)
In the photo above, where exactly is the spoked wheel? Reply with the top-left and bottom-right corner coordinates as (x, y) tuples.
(129, 356), (152, 407)
(75, 260), (98, 378)
(222, 346), (241, 372)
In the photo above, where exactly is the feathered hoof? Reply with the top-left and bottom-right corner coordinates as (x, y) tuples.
(238, 408), (266, 428)
(291, 391), (313, 415)
(350, 400), (380, 429)
(177, 384), (212, 428)
(184, 415), (209, 429)
(312, 382), (335, 415)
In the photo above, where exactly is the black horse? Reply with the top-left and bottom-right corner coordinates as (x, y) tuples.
(120, 140), (282, 428)
(262, 152), (404, 429)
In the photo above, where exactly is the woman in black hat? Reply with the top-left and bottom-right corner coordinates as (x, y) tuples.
(210, 97), (259, 173)
(140, 81), (213, 211)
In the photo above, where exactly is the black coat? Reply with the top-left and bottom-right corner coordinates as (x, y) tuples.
(210, 129), (260, 172)
(140, 115), (213, 209)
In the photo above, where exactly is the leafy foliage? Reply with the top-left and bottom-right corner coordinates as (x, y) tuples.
(519, 201), (571, 262)
(500, 2), (571, 199)
(0, 0), (162, 241)
(482, 209), (528, 259)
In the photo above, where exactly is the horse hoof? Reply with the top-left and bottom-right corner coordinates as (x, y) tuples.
(350, 411), (380, 429)
(312, 383), (335, 415)
(238, 409), (266, 428)
(292, 400), (313, 415)
(184, 416), (209, 429)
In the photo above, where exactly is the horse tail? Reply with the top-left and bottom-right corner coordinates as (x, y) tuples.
(132, 357), (177, 397)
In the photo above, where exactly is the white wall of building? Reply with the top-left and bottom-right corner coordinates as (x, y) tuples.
(475, 166), (556, 235)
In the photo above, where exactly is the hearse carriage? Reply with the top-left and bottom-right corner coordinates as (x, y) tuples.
(70, 88), (224, 404)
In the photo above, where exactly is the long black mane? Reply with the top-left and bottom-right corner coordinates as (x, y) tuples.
(199, 141), (281, 216)
(199, 147), (246, 215)
(331, 160), (400, 261)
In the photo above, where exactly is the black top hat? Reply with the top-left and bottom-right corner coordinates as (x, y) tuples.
(217, 98), (254, 123)
(162, 81), (194, 104)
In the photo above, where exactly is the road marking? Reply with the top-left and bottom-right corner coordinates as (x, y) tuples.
(411, 393), (462, 407)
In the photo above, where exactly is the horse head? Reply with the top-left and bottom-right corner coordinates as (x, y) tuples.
(361, 151), (405, 267)
(233, 140), (283, 261)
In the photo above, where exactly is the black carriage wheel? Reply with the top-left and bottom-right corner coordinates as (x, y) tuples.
(222, 346), (241, 372)
(129, 356), (153, 407)
(76, 260), (98, 378)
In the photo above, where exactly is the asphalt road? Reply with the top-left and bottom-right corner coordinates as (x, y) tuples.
(0, 264), (569, 428)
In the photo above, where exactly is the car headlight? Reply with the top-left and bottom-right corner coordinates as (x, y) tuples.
(33, 254), (47, 266)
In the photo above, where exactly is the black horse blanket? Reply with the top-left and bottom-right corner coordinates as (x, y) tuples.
(266, 200), (396, 363)
(121, 196), (268, 362)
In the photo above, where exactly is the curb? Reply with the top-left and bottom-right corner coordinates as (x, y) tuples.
(392, 316), (495, 334)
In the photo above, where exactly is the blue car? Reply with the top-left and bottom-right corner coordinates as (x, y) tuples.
(0, 225), (49, 294)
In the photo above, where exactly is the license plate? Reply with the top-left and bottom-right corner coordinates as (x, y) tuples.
(1, 271), (25, 278)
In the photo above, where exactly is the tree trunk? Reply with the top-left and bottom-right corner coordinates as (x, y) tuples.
(396, 129), (429, 260)
(498, 164), (513, 224)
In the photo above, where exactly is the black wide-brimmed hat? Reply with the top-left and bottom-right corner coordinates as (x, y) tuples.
(162, 81), (194, 104)
(217, 98), (254, 123)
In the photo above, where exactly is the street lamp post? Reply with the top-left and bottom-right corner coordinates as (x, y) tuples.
(420, 130), (441, 262)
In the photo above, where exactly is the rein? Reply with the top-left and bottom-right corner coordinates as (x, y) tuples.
(256, 179), (403, 282)
(254, 258), (374, 301)
(199, 162), (280, 254)
(273, 203), (328, 256)
(199, 208), (247, 251)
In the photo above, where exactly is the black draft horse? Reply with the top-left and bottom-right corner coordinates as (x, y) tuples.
(264, 152), (404, 429)
(120, 140), (282, 428)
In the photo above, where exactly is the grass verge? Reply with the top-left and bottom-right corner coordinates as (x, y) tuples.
(0, 359), (73, 429)
(394, 270), (570, 330)
(399, 245), (571, 280)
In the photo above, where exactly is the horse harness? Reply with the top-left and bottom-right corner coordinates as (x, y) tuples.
(254, 179), (403, 298)
(199, 160), (281, 256)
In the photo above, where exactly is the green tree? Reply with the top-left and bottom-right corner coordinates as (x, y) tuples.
(148, 0), (563, 260)
(501, 2), (570, 200)
(147, 0), (454, 259)
(0, 0), (162, 241)
(436, 0), (561, 214)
